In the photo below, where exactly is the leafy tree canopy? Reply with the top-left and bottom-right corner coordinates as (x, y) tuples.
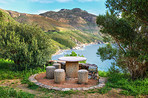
(0, 21), (56, 70)
(106, 0), (148, 24)
(97, 0), (148, 79)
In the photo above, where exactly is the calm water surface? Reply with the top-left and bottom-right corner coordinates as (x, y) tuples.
(52, 44), (114, 71)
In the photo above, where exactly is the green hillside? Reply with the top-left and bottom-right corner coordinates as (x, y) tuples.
(0, 9), (101, 53)
(0, 9), (16, 23)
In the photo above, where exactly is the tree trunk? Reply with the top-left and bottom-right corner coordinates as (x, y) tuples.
(128, 59), (148, 80)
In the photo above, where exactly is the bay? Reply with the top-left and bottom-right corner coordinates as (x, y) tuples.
(52, 44), (114, 71)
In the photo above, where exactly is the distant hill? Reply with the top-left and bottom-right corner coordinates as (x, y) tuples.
(40, 8), (99, 33)
(0, 8), (102, 51)
(5, 10), (73, 32)
(2, 8), (99, 34)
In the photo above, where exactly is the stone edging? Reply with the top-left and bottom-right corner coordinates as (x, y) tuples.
(29, 74), (106, 91)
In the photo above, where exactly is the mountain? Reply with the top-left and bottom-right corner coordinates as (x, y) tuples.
(40, 8), (99, 33)
(0, 8), (102, 51)
(5, 10), (74, 32)
(3, 8), (99, 34)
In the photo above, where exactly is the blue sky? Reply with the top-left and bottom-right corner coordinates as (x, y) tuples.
(0, 0), (107, 15)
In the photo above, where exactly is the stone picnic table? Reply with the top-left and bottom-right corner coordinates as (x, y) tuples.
(58, 56), (87, 78)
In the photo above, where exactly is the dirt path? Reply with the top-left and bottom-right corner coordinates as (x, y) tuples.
(0, 79), (136, 98)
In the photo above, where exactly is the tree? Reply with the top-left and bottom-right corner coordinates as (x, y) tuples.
(96, 0), (148, 79)
(0, 21), (56, 70)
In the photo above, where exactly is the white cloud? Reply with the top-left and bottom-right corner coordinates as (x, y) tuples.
(56, 0), (72, 2)
(53, 9), (60, 12)
(0, 0), (7, 4)
(33, 9), (60, 14)
(31, 0), (53, 3)
(78, 0), (103, 2)
(31, 0), (72, 3)
(38, 10), (49, 13)
(0, 0), (15, 4)
(30, 0), (104, 3)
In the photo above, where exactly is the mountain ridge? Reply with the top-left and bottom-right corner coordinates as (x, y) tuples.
(1, 8), (99, 34)
(40, 8), (99, 33)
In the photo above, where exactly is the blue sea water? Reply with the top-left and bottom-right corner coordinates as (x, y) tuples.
(52, 44), (114, 71)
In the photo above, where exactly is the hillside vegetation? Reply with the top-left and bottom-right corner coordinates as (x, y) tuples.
(0, 9), (101, 70)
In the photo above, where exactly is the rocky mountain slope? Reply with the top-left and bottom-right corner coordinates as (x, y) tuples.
(40, 8), (99, 33)
(5, 10), (73, 32)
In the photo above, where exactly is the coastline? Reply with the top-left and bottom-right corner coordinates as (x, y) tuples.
(52, 42), (97, 57)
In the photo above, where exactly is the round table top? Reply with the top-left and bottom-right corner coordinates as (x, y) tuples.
(58, 56), (87, 62)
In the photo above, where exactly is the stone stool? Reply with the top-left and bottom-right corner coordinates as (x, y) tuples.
(46, 66), (56, 79)
(54, 69), (65, 84)
(53, 63), (61, 69)
(78, 69), (88, 84)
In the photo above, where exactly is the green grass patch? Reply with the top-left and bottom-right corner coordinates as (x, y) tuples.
(0, 86), (35, 98)
(0, 59), (46, 84)
(27, 82), (39, 90)
(97, 71), (148, 96)
(97, 86), (112, 94)
(0, 59), (22, 80)
(106, 73), (148, 96)
(38, 88), (79, 97)
(87, 86), (112, 94)
(98, 71), (109, 77)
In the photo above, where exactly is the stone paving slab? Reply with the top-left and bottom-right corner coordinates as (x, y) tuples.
(29, 74), (107, 91)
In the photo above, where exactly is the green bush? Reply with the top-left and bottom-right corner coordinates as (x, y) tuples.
(65, 51), (86, 63)
(0, 22), (56, 70)
(98, 71), (109, 77)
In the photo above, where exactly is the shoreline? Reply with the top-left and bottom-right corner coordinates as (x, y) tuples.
(52, 42), (97, 57)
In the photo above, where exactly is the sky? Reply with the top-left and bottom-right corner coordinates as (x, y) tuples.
(0, 0), (107, 15)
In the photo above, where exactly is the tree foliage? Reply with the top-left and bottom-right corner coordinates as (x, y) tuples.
(106, 0), (148, 24)
(97, 0), (148, 79)
(0, 21), (56, 70)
